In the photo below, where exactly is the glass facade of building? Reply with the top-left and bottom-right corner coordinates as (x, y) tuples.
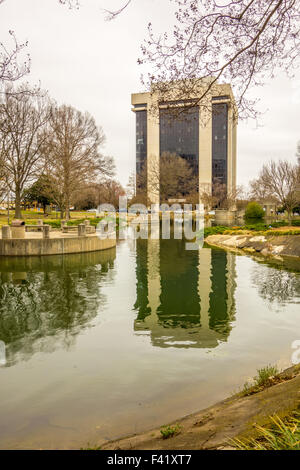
(136, 110), (147, 176)
(159, 107), (199, 175)
(212, 103), (228, 189)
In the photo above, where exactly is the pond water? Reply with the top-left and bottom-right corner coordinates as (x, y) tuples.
(0, 237), (299, 449)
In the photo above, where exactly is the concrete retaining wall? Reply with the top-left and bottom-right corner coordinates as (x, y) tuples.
(0, 235), (116, 257)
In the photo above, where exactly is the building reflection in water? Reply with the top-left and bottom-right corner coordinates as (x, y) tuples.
(0, 248), (116, 366)
(134, 236), (236, 349)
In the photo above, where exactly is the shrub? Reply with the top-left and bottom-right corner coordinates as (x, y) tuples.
(254, 365), (279, 387)
(160, 424), (181, 439)
(244, 202), (265, 219)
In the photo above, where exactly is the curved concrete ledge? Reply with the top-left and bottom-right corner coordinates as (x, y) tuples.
(0, 233), (116, 256)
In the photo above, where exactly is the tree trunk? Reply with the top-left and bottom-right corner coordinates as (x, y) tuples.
(65, 193), (70, 221)
(14, 188), (22, 219)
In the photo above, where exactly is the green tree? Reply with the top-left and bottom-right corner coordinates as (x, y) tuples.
(245, 202), (265, 220)
(23, 176), (53, 213)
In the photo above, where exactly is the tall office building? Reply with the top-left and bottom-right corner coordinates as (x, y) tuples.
(131, 79), (237, 205)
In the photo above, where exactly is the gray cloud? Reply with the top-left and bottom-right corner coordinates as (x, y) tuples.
(0, 0), (299, 188)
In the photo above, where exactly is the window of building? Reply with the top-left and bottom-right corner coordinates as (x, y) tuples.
(159, 106), (199, 175)
(212, 103), (228, 190)
(136, 110), (147, 176)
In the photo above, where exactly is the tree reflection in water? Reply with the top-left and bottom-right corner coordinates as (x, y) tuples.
(251, 263), (300, 305)
(0, 249), (116, 366)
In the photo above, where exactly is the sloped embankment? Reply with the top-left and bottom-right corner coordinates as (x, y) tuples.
(205, 234), (300, 259)
(101, 365), (300, 450)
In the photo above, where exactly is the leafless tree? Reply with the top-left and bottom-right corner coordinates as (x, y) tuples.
(0, 149), (9, 204)
(0, 85), (50, 218)
(43, 104), (114, 220)
(73, 179), (125, 209)
(250, 160), (299, 218)
(0, 31), (30, 91)
(199, 182), (243, 210)
(137, 152), (198, 203)
(96, 179), (125, 207)
(0, 1), (80, 89)
(106, 0), (300, 120)
(249, 178), (276, 203)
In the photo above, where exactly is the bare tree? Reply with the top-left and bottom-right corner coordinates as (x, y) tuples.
(137, 152), (198, 203)
(249, 178), (276, 203)
(251, 160), (299, 219)
(0, 31), (30, 90)
(199, 182), (243, 210)
(0, 85), (50, 218)
(44, 104), (114, 220)
(106, 0), (300, 120)
(0, 1), (79, 89)
(94, 179), (125, 207)
(0, 149), (9, 204)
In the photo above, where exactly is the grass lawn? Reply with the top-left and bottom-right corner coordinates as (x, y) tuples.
(0, 210), (99, 228)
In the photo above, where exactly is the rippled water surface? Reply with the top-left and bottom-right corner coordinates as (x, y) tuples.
(0, 238), (299, 449)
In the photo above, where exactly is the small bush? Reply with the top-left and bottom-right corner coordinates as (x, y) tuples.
(244, 202), (265, 220)
(254, 365), (279, 387)
(242, 365), (280, 396)
(160, 424), (181, 439)
(204, 226), (228, 238)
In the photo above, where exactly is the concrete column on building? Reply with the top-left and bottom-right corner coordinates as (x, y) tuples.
(199, 108), (212, 207)
(147, 94), (160, 205)
(227, 104), (237, 210)
(2, 225), (11, 239)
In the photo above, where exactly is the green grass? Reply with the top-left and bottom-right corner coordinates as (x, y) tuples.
(203, 222), (300, 239)
(233, 410), (300, 450)
(160, 424), (181, 439)
(81, 444), (102, 450)
(266, 230), (300, 236)
(254, 365), (280, 387)
(242, 365), (280, 396)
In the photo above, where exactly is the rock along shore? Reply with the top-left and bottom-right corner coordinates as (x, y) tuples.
(205, 234), (300, 260)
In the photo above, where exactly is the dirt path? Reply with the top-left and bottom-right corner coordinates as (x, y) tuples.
(101, 365), (300, 450)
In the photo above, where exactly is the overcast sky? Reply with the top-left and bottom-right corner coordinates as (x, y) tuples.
(1, 0), (299, 189)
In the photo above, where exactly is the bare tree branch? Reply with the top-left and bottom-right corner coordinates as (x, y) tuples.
(103, 0), (132, 21)
(139, 0), (300, 119)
